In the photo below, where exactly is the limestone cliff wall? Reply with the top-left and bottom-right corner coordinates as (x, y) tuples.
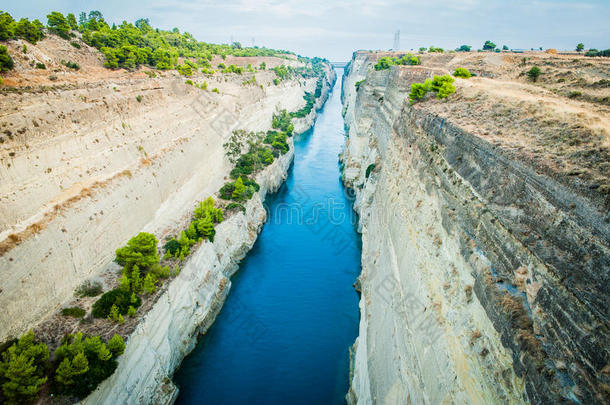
(341, 52), (609, 404)
(79, 68), (335, 404)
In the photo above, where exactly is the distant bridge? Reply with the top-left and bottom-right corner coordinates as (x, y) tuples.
(330, 61), (349, 68)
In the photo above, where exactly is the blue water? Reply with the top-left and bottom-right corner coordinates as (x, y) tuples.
(173, 69), (362, 405)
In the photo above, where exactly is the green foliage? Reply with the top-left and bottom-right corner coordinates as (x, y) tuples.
(0, 11), (15, 40)
(527, 66), (541, 82)
(0, 45), (14, 72)
(136, 95), (143, 103)
(61, 307), (86, 318)
(584, 49), (610, 57)
(127, 305), (137, 317)
(576, 43), (584, 52)
(47, 11), (71, 39)
(115, 232), (159, 271)
(502, 45), (509, 50)
(456, 45), (471, 52)
(453, 67), (471, 78)
(232, 177), (246, 199)
(0, 331), (49, 405)
(222, 64), (243, 74)
(272, 65), (293, 81)
(219, 178), (258, 201)
(142, 273), (157, 294)
(437, 81), (456, 99)
(374, 56), (393, 70)
(430, 74), (455, 92)
(365, 164), (376, 179)
(62, 60), (80, 70)
(177, 63), (193, 76)
(74, 11), (289, 70)
(212, 87), (219, 93)
(355, 79), (365, 91)
(92, 288), (140, 318)
(107, 335), (125, 357)
(409, 82), (429, 104)
(483, 40), (496, 51)
(70, 41), (81, 48)
(15, 18), (44, 44)
(225, 202), (246, 214)
(259, 61), (266, 70)
(409, 75), (455, 103)
(52, 332), (124, 397)
(428, 46), (444, 53)
(374, 54), (420, 71)
(419, 47), (427, 52)
(272, 109), (294, 134)
(75, 280), (103, 297)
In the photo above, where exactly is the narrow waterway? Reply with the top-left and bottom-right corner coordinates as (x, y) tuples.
(173, 69), (362, 404)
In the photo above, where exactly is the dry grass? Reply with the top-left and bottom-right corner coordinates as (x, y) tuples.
(411, 52), (610, 206)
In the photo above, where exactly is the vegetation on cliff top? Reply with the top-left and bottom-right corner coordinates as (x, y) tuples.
(409, 74), (456, 104)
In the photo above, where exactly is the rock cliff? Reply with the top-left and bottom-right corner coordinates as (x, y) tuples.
(341, 51), (609, 404)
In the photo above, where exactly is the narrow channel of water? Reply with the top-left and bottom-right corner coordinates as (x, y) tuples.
(174, 69), (361, 405)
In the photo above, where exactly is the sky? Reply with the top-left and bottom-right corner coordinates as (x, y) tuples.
(4, 0), (609, 60)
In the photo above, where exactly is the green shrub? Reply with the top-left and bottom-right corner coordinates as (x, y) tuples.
(35, 62), (46, 69)
(70, 41), (81, 49)
(272, 109), (294, 134)
(456, 45), (471, 52)
(355, 80), (364, 91)
(409, 82), (429, 104)
(75, 280), (103, 297)
(576, 43), (584, 52)
(62, 60), (80, 70)
(225, 202), (246, 213)
(136, 95), (143, 102)
(527, 66), (541, 82)
(177, 63), (193, 76)
(52, 332), (125, 397)
(0, 45), (14, 72)
(365, 164), (376, 178)
(0, 331), (49, 405)
(430, 75), (454, 92)
(92, 288), (140, 318)
(374, 56), (393, 70)
(212, 87), (219, 93)
(428, 46), (444, 53)
(453, 68), (471, 78)
(568, 91), (582, 98)
(437, 81), (456, 99)
(61, 307), (86, 318)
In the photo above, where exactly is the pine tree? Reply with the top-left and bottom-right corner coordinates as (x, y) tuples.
(107, 334), (125, 356)
(108, 304), (120, 322)
(71, 352), (89, 376)
(232, 177), (245, 200)
(131, 265), (142, 293)
(0, 331), (49, 404)
(143, 273), (157, 294)
(97, 344), (112, 361)
(197, 214), (215, 242)
(119, 272), (130, 292)
(55, 358), (75, 386)
(127, 306), (137, 317)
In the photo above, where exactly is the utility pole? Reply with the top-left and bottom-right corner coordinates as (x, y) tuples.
(393, 30), (400, 50)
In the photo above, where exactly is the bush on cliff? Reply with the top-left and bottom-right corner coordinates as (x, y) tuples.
(0, 45), (14, 72)
(453, 67), (471, 78)
(52, 332), (125, 397)
(92, 288), (141, 318)
(527, 66), (541, 82)
(47, 11), (71, 39)
(0, 330), (49, 405)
